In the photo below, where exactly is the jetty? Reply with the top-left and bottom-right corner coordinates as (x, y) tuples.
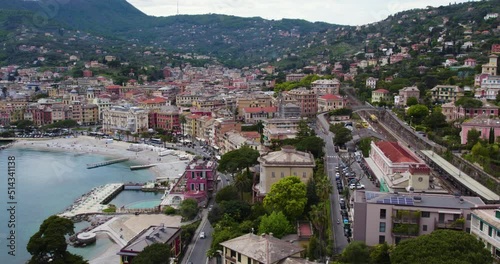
(130, 164), (156, 170)
(87, 158), (129, 169)
(59, 183), (124, 218)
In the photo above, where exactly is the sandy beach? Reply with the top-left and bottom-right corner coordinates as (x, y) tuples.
(11, 136), (192, 180)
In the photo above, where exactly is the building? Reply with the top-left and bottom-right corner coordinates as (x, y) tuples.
(254, 146), (315, 199)
(317, 94), (345, 112)
(117, 225), (181, 264)
(470, 206), (500, 260)
(455, 102), (499, 120)
(480, 75), (500, 100)
(460, 116), (500, 145)
(102, 105), (149, 134)
(367, 141), (432, 192)
(482, 55), (498, 76)
(242, 106), (278, 124)
(148, 105), (180, 133)
(397, 86), (420, 106)
(366, 77), (378, 89)
(311, 79), (341, 95)
(236, 95), (274, 118)
(220, 233), (306, 264)
(286, 73), (307, 82)
(138, 97), (168, 111)
(286, 88), (317, 117)
(353, 190), (485, 246)
(262, 118), (303, 142)
(371, 89), (391, 104)
(464, 58), (477, 68)
(441, 102), (456, 122)
(222, 131), (261, 154)
(431, 85), (464, 103)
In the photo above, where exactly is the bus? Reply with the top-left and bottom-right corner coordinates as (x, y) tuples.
(370, 114), (378, 122)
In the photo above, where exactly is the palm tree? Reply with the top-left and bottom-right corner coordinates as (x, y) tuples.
(233, 172), (251, 200)
(316, 177), (332, 201)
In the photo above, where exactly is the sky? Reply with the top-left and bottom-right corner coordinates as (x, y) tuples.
(127, 0), (475, 26)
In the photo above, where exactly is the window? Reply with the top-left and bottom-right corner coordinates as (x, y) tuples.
(489, 226), (493, 237)
(190, 184), (195, 191)
(380, 209), (386, 219)
(480, 221), (484, 231)
(423, 225), (427, 231)
(238, 253), (241, 262)
(379, 222), (386, 232)
(231, 250), (236, 258)
(379, 235), (385, 244)
(271, 172), (275, 178)
(280, 172), (284, 178)
(421, 211), (430, 218)
(248, 258), (251, 264)
(191, 171), (195, 179)
(467, 214), (471, 220)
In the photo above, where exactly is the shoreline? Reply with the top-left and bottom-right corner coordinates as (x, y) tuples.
(11, 136), (192, 179)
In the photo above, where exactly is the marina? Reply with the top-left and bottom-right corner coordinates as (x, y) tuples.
(86, 158), (130, 169)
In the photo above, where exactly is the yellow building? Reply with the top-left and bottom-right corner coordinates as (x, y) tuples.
(255, 146), (315, 199)
(220, 233), (307, 264)
(371, 89), (391, 103)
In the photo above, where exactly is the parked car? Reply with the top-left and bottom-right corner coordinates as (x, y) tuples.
(200, 232), (206, 239)
(349, 183), (365, 190)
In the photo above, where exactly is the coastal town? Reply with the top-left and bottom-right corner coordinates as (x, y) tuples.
(1, 1), (500, 264)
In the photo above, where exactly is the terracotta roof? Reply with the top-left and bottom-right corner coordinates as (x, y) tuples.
(241, 131), (261, 139)
(140, 97), (167, 104)
(105, 85), (121, 89)
(319, 94), (342, 100)
(375, 141), (418, 163)
(243, 106), (277, 114)
(373, 89), (389, 93)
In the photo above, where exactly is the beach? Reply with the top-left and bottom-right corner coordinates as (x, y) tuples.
(11, 136), (192, 179)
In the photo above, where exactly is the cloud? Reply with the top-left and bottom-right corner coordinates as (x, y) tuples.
(127, 0), (474, 25)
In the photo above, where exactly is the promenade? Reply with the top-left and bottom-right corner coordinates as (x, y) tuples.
(59, 183), (124, 218)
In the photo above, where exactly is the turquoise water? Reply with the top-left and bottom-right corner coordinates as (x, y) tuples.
(0, 147), (158, 263)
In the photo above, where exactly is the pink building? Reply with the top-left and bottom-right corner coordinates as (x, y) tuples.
(455, 103), (499, 120)
(464, 58), (477, 68)
(461, 116), (500, 144)
(369, 141), (427, 175)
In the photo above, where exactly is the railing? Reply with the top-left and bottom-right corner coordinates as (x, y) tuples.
(435, 220), (464, 230)
(392, 223), (419, 236)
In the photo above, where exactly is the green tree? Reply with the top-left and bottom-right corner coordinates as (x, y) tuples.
(27, 215), (88, 264)
(333, 127), (353, 146)
(358, 137), (372, 157)
(295, 136), (325, 158)
(390, 230), (492, 264)
(215, 185), (239, 203)
(179, 199), (199, 221)
(339, 241), (371, 264)
(407, 104), (429, 125)
(219, 200), (251, 222)
(233, 172), (252, 199)
(454, 97), (483, 108)
(258, 211), (294, 238)
(217, 146), (260, 177)
(305, 179), (319, 213)
(296, 119), (314, 140)
(406, 96), (419, 106)
(423, 107), (447, 130)
(489, 127), (495, 144)
(467, 129), (481, 148)
(370, 242), (391, 264)
(263, 176), (307, 220)
(132, 243), (171, 264)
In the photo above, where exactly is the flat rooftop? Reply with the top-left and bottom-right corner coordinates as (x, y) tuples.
(421, 150), (500, 202)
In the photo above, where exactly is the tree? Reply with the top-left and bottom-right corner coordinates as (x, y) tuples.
(179, 199), (199, 221)
(295, 136), (325, 158)
(296, 119), (314, 140)
(467, 129), (481, 148)
(390, 230), (492, 264)
(339, 241), (371, 264)
(406, 96), (418, 106)
(217, 146), (260, 176)
(215, 185), (239, 203)
(455, 97), (483, 108)
(424, 107), (447, 130)
(305, 179), (319, 213)
(263, 176), (307, 220)
(258, 211), (293, 238)
(333, 127), (353, 146)
(219, 200), (251, 222)
(132, 243), (171, 264)
(370, 242), (391, 264)
(358, 137), (372, 157)
(233, 171), (252, 199)
(406, 104), (429, 125)
(27, 215), (88, 264)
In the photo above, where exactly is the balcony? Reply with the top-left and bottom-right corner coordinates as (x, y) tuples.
(392, 210), (420, 224)
(435, 219), (465, 230)
(392, 223), (419, 237)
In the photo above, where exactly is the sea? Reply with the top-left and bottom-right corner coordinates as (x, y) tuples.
(0, 143), (164, 263)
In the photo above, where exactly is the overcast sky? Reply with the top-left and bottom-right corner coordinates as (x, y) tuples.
(127, 0), (474, 25)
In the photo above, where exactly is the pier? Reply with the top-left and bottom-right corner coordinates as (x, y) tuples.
(130, 164), (156, 170)
(59, 183), (124, 218)
(86, 158), (129, 169)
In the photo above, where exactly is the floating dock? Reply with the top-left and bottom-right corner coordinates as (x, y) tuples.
(87, 158), (129, 169)
(130, 164), (156, 170)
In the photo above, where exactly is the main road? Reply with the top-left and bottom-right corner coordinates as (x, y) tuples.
(316, 113), (350, 254)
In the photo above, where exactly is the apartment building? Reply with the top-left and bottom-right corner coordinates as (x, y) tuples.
(317, 94), (345, 112)
(286, 88), (317, 117)
(397, 86), (420, 106)
(311, 79), (341, 95)
(371, 89), (391, 103)
(102, 105), (148, 134)
(470, 206), (500, 260)
(431, 85), (464, 103)
(353, 190), (485, 246)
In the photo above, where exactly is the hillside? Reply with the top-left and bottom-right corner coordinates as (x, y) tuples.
(0, 0), (498, 67)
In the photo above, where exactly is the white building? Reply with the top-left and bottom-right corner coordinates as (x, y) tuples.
(366, 77), (378, 89)
(311, 79), (341, 95)
(470, 206), (500, 260)
(102, 105), (149, 134)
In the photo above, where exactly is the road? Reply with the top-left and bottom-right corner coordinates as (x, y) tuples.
(316, 113), (350, 254)
(184, 213), (214, 264)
